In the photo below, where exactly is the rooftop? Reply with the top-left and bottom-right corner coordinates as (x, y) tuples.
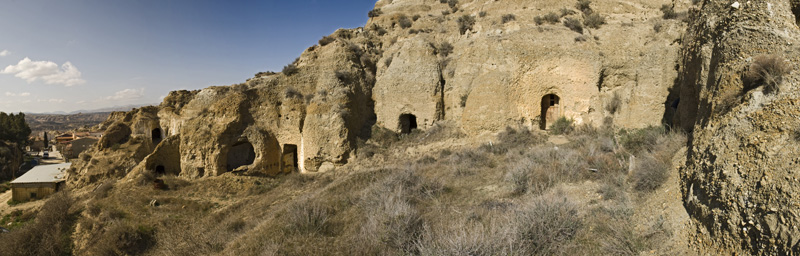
(11, 163), (70, 184)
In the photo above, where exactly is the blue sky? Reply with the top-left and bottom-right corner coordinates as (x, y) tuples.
(0, 0), (377, 113)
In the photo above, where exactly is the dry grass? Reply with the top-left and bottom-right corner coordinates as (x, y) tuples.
(744, 54), (792, 93)
(8, 122), (687, 255)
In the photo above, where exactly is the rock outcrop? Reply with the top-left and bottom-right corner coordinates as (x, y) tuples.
(675, 0), (800, 254)
(69, 0), (687, 186)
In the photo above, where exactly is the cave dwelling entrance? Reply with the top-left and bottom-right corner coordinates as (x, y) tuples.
(540, 94), (561, 130)
(152, 128), (163, 143)
(399, 114), (418, 134)
(227, 141), (256, 172)
(282, 144), (298, 173)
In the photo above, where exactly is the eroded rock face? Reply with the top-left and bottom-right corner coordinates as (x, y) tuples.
(70, 0), (687, 185)
(676, 0), (800, 254)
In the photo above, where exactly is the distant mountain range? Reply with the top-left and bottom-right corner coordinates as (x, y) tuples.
(24, 103), (157, 115)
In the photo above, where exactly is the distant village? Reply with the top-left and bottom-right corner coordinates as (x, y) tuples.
(6, 130), (103, 203)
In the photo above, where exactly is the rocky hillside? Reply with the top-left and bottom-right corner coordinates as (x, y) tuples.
(66, 0), (688, 187)
(25, 112), (112, 134)
(674, 0), (800, 254)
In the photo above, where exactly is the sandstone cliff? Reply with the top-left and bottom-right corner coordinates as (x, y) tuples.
(675, 0), (800, 254)
(68, 0), (686, 186)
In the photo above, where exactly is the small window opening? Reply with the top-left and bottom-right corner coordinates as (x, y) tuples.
(155, 165), (166, 175)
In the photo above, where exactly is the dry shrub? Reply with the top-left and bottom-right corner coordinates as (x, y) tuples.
(544, 12), (561, 24)
(86, 222), (156, 255)
(356, 167), (442, 254)
(564, 17), (584, 33)
(744, 54), (792, 93)
(93, 179), (115, 199)
(318, 35), (335, 46)
(285, 198), (331, 235)
(415, 220), (514, 255)
(618, 126), (665, 154)
(501, 14), (516, 23)
(436, 42), (454, 57)
(661, 4), (677, 19)
(481, 126), (547, 155)
(398, 15), (413, 29)
(282, 64), (299, 76)
(514, 194), (583, 254)
(457, 15), (475, 34)
(506, 147), (589, 195)
(606, 92), (622, 114)
(0, 191), (75, 256)
(584, 13), (606, 29)
(368, 8), (382, 18)
(631, 154), (669, 192)
(576, 0), (593, 14)
(549, 117), (575, 135)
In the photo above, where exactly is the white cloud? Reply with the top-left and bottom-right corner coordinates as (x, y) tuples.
(107, 88), (144, 100)
(1, 57), (86, 86)
(4, 92), (30, 97)
(36, 98), (65, 103)
(0, 50), (9, 56)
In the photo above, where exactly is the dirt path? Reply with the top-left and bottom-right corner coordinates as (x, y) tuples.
(0, 190), (11, 215)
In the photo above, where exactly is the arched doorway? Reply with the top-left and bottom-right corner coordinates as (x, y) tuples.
(227, 141), (256, 171)
(540, 94), (561, 130)
(399, 114), (418, 134)
(152, 128), (163, 143)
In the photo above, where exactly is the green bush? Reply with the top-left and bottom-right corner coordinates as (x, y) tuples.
(398, 15), (413, 29)
(457, 15), (475, 34)
(576, 0), (593, 14)
(282, 64), (299, 76)
(318, 35), (335, 46)
(549, 117), (575, 135)
(660, 4), (677, 19)
(436, 42), (454, 57)
(584, 13), (606, 29)
(618, 126), (665, 153)
(368, 8), (382, 18)
(544, 12), (561, 24)
(563, 18), (583, 33)
(501, 14), (516, 24)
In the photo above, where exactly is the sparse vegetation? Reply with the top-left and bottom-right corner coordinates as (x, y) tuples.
(577, 0), (593, 14)
(282, 64), (299, 76)
(744, 54), (792, 93)
(479, 11), (487, 17)
(544, 12), (561, 24)
(368, 8), (382, 18)
(318, 35), (335, 46)
(584, 13), (606, 29)
(661, 4), (677, 19)
(457, 15), (476, 34)
(501, 14), (516, 24)
(0, 192), (76, 256)
(398, 15), (413, 29)
(436, 42), (454, 57)
(549, 117), (575, 135)
(564, 17), (584, 33)
(561, 8), (577, 17)
(606, 92), (622, 114)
